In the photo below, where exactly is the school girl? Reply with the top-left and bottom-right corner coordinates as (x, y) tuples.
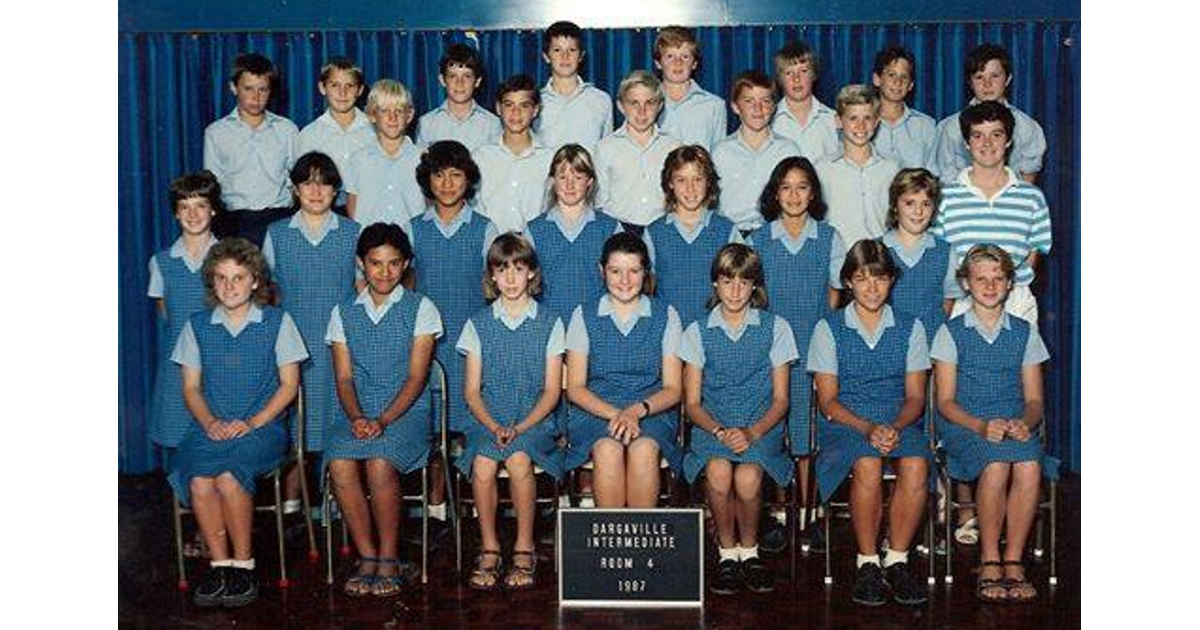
(169, 238), (308, 607)
(882, 167), (955, 338)
(563, 233), (683, 507)
(456, 233), (565, 591)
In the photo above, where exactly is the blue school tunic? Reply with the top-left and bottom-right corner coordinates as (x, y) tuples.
(645, 211), (736, 327)
(937, 314), (1053, 481)
(455, 302), (565, 479)
(266, 214), (359, 451)
(563, 296), (682, 472)
(757, 219), (837, 457)
(886, 231), (953, 337)
(526, 208), (617, 319)
(323, 289), (434, 474)
(681, 309), (795, 486)
(812, 307), (931, 501)
(410, 209), (492, 433)
(148, 244), (211, 448)
(169, 306), (292, 505)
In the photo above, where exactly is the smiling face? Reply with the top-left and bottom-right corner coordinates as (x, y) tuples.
(175, 196), (215, 237)
(295, 176), (336, 216)
(498, 89), (539, 135)
(838, 103), (880, 148)
(319, 68), (364, 115)
(430, 167), (469, 211)
(732, 85), (776, 133)
(776, 167), (814, 219)
(543, 36), (583, 79)
(369, 99), (414, 141)
(619, 84), (662, 134)
(872, 58), (913, 105)
(361, 243), (408, 300)
(602, 251), (646, 306)
(440, 64), (482, 105)
(231, 72), (271, 118)
(848, 268), (894, 314)
(212, 258), (258, 313)
(963, 258), (1012, 311)
(656, 44), (698, 85)
(970, 59), (1010, 102)
(553, 162), (593, 209)
(669, 161), (709, 214)
(966, 119), (1011, 169)
(895, 189), (934, 237)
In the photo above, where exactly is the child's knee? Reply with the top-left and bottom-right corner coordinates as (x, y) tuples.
(733, 464), (763, 498)
(504, 452), (534, 478)
(705, 460), (734, 491)
(626, 438), (660, 466)
(592, 439), (625, 467)
(189, 476), (217, 498)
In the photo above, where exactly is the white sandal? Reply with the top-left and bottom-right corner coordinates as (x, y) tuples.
(954, 516), (979, 545)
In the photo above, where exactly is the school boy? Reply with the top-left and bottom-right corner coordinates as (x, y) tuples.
(416, 43), (503, 152)
(770, 42), (840, 163)
(474, 74), (555, 233)
(533, 20), (614, 154)
(297, 57), (376, 211)
(870, 46), (937, 170)
(344, 79), (426, 227)
(654, 26), (727, 152)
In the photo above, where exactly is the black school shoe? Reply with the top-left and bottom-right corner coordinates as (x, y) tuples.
(192, 566), (227, 607)
(709, 559), (743, 595)
(221, 567), (259, 607)
(759, 517), (787, 554)
(741, 556), (776, 593)
(884, 561), (929, 605)
(851, 563), (888, 607)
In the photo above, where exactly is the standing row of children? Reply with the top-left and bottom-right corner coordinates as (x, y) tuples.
(147, 20), (1053, 610)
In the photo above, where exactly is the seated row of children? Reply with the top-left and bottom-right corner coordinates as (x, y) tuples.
(150, 106), (1050, 606)
(204, 21), (1046, 251)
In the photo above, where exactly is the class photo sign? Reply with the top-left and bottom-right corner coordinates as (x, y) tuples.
(557, 508), (704, 607)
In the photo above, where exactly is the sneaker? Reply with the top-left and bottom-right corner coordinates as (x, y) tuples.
(800, 526), (827, 554)
(885, 561), (929, 605)
(709, 559), (742, 595)
(759, 517), (787, 554)
(851, 563), (887, 607)
(192, 566), (227, 607)
(741, 557), (775, 593)
(221, 568), (259, 607)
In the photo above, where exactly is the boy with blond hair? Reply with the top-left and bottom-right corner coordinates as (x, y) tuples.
(345, 79), (425, 227)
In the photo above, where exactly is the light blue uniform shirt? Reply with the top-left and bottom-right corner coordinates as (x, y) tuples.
(806, 305), (930, 374)
(172, 304), (309, 368)
(297, 108), (377, 206)
(534, 77), (614, 154)
(814, 152), (900, 247)
(882, 230), (960, 298)
(324, 287), (444, 341)
(456, 300), (566, 357)
(594, 126), (682, 226)
(658, 81), (727, 152)
(642, 209), (743, 267)
(771, 97), (841, 163)
(203, 109), (299, 210)
(764, 218), (846, 288)
(872, 105), (937, 170)
(474, 135), (554, 233)
(147, 235), (220, 297)
(679, 308), (799, 369)
(416, 100), (503, 152)
(932, 100), (1047, 183)
(565, 295), (683, 356)
(711, 131), (802, 231)
(930, 311), (1049, 364)
(401, 206), (501, 259)
(345, 137), (426, 227)
(262, 211), (356, 269)
(525, 206), (623, 247)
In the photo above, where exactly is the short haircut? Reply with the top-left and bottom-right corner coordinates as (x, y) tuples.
(440, 43), (485, 81)
(886, 168), (941, 229)
(956, 243), (1016, 283)
(654, 26), (701, 66)
(873, 45), (916, 81)
(661, 145), (721, 212)
(230, 53), (277, 88)
(319, 56), (364, 86)
(839, 239), (899, 289)
(618, 69), (664, 104)
(965, 43), (1012, 83)
(774, 41), (819, 77)
(958, 100), (1015, 145)
(496, 74), (540, 107)
(366, 79), (414, 116)
(729, 69), (774, 102)
(415, 140), (481, 202)
(356, 222), (415, 262)
(202, 237), (273, 306)
(543, 20), (585, 54)
(483, 232), (542, 300)
(169, 169), (224, 215)
(600, 232), (653, 296)
(707, 243), (768, 309)
(835, 83), (880, 116)
(289, 151), (342, 191)
(758, 156), (827, 222)
(548, 143), (598, 208)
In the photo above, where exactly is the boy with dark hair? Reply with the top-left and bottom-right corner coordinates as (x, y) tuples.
(417, 43), (502, 152)
(297, 57), (374, 211)
(534, 20), (614, 154)
(871, 46), (937, 170)
(475, 74), (554, 233)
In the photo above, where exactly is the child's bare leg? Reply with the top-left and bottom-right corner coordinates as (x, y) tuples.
(626, 438), (661, 508)
(732, 463), (763, 548)
(285, 463), (302, 503)
(329, 460), (378, 559)
(849, 458), (884, 556)
(366, 458), (401, 567)
(1002, 461), (1042, 562)
(975, 462), (1011, 563)
(472, 457), (502, 553)
(505, 452), (537, 554)
(955, 481), (976, 524)
(190, 476), (230, 561)
(886, 456), (929, 552)
(704, 460), (736, 548)
(215, 472), (254, 560)
(591, 438), (627, 508)
(429, 453), (447, 507)
(795, 457), (811, 520)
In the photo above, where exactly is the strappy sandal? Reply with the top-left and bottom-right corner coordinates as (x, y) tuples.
(954, 516), (980, 545)
(504, 550), (537, 591)
(371, 558), (410, 597)
(1002, 561), (1038, 602)
(469, 550), (503, 591)
(976, 560), (1008, 602)
(343, 556), (379, 597)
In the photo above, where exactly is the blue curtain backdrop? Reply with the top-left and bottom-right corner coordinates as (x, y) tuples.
(118, 21), (1081, 473)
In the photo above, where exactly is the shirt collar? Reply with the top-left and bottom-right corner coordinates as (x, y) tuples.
(830, 152), (884, 168)
(705, 306), (762, 330)
(774, 97), (834, 123)
(958, 166), (1021, 192)
(666, 80), (704, 105)
(286, 210), (340, 232)
(224, 108), (282, 128)
(319, 107), (372, 131)
(168, 234), (220, 260)
(842, 303), (896, 332)
(354, 285), (405, 308)
(882, 229), (933, 252)
(769, 217), (818, 242)
(421, 205), (475, 225)
(542, 76), (588, 98)
(549, 205), (597, 228)
(210, 303), (264, 326)
(963, 308), (1012, 332)
(491, 298), (539, 326)
(665, 208), (713, 231)
(499, 133), (544, 158)
(596, 294), (651, 319)
(436, 99), (486, 119)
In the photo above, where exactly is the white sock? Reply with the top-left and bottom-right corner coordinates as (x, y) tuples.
(428, 502), (446, 521)
(210, 559), (234, 568)
(718, 547), (740, 562)
(282, 499), (302, 514)
(883, 548), (909, 568)
(579, 496), (595, 508)
(856, 554), (881, 569)
(739, 545), (759, 561)
(772, 509), (787, 525)
(228, 558), (256, 570)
